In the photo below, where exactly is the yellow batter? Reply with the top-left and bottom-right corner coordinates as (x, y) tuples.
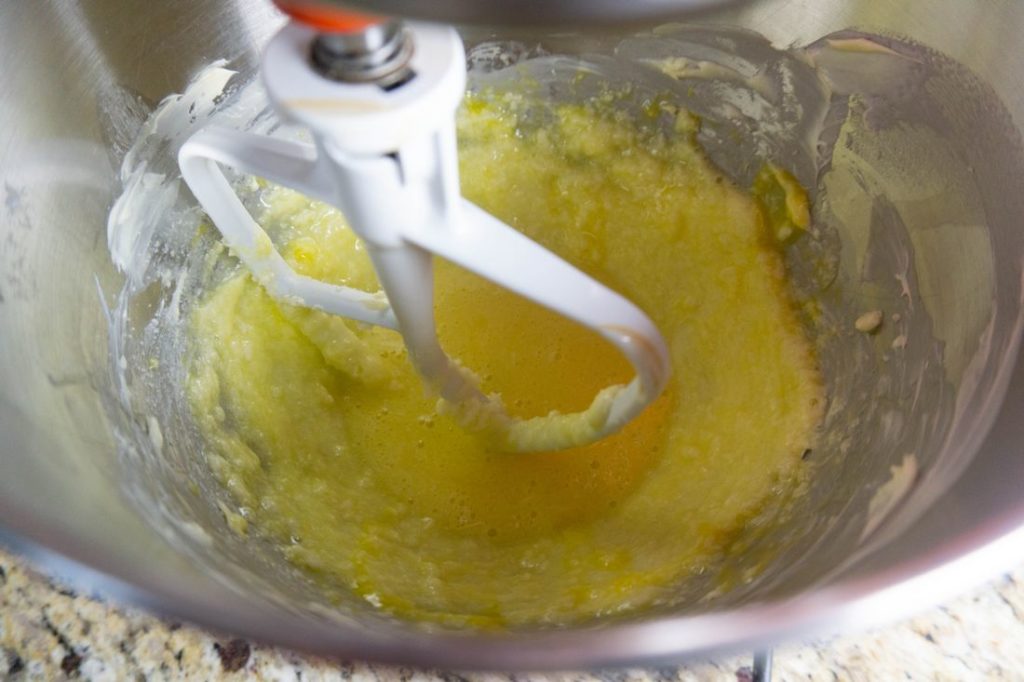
(187, 91), (822, 627)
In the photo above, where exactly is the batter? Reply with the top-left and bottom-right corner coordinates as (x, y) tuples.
(187, 91), (822, 627)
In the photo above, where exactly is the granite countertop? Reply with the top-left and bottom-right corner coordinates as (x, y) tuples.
(2, 546), (1023, 680)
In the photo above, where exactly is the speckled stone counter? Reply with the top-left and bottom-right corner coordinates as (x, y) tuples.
(3, 546), (1024, 681)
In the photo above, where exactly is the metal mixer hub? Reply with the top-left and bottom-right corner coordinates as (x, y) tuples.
(310, 21), (414, 87)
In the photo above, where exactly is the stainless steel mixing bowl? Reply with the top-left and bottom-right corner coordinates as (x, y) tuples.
(2, 0), (1023, 669)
